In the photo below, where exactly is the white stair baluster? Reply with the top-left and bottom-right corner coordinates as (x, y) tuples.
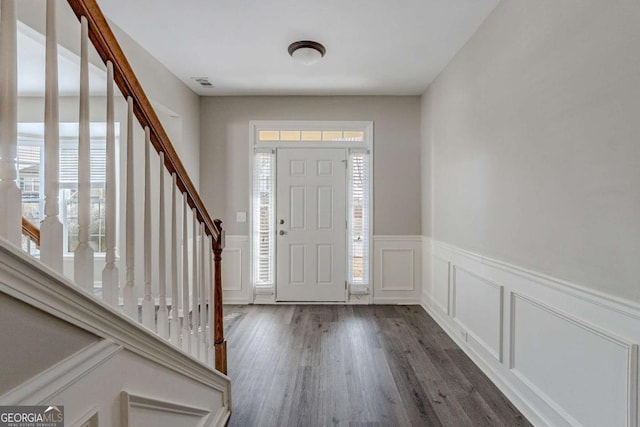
(191, 208), (199, 357)
(181, 193), (190, 353)
(0, 0), (21, 245)
(142, 126), (154, 330)
(123, 97), (136, 318)
(157, 152), (169, 339)
(101, 61), (118, 306)
(74, 15), (94, 292)
(199, 222), (207, 361)
(40, 0), (63, 271)
(170, 173), (179, 345)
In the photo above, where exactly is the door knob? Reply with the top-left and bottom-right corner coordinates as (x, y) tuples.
(279, 230), (287, 235)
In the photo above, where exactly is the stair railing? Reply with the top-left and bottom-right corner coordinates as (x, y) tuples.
(2, 0), (226, 374)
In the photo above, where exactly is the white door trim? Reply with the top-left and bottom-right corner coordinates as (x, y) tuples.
(249, 120), (374, 304)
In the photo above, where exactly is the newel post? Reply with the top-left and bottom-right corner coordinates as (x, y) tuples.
(213, 219), (227, 374)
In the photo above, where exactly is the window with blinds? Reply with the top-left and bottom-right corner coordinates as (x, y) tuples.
(253, 151), (275, 285)
(349, 151), (370, 286)
(17, 122), (117, 254)
(59, 140), (109, 252)
(17, 144), (43, 224)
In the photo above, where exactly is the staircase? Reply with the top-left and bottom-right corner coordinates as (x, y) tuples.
(0, 0), (231, 425)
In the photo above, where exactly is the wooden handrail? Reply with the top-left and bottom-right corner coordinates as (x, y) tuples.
(65, 0), (221, 248)
(64, 0), (226, 374)
(21, 218), (41, 247)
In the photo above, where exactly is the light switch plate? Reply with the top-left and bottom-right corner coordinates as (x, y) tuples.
(236, 211), (247, 223)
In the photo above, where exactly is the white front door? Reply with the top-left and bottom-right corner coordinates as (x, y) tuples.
(276, 148), (347, 302)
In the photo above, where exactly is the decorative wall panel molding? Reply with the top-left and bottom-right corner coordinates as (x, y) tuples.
(452, 266), (504, 362)
(70, 407), (99, 427)
(510, 292), (638, 427)
(222, 236), (250, 304)
(0, 240), (231, 426)
(373, 236), (422, 304)
(0, 341), (122, 405)
(431, 255), (450, 315)
(121, 391), (211, 427)
(422, 238), (640, 427)
(380, 248), (415, 291)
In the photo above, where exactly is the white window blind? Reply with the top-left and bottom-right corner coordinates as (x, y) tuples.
(349, 151), (370, 286)
(17, 144), (43, 223)
(253, 151), (275, 285)
(60, 141), (106, 187)
(16, 123), (117, 254)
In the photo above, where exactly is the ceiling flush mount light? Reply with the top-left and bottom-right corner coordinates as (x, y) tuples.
(288, 40), (326, 65)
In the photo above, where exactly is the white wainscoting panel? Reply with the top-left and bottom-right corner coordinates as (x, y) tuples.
(432, 255), (450, 315)
(421, 238), (640, 427)
(222, 236), (250, 304)
(70, 407), (99, 427)
(510, 292), (637, 427)
(452, 266), (503, 362)
(420, 237), (432, 308)
(0, 339), (230, 427)
(121, 391), (211, 427)
(0, 240), (231, 426)
(373, 236), (422, 304)
(39, 344), (227, 427)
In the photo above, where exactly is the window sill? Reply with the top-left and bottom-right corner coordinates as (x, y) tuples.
(63, 254), (119, 260)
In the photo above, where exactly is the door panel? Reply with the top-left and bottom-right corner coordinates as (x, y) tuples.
(276, 148), (346, 302)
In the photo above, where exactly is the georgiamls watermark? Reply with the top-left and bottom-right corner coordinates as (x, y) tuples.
(0, 406), (64, 427)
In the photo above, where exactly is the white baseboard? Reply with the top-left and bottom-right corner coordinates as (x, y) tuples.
(421, 301), (550, 426)
(223, 297), (252, 305)
(422, 237), (640, 427)
(373, 296), (421, 305)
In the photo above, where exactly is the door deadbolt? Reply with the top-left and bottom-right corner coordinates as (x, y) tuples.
(279, 219), (285, 224)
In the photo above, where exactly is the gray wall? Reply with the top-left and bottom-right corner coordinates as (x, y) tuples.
(200, 96), (422, 235)
(421, 0), (640, 302)
(111, 24), (201, 186)
(0, 294), (98, 394)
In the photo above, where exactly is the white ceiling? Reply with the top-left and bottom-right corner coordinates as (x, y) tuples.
(98, 0), (499, 96)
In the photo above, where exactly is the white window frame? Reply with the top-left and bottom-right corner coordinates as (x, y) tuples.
(17, 122), (119, 258)
(249, 120), (374, 301)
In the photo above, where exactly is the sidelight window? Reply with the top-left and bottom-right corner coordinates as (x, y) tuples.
(348, 150), (370, 286)
(253, 150), (275, 286)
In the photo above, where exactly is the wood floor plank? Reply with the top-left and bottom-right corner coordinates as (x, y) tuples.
(224, 305), (531, 427)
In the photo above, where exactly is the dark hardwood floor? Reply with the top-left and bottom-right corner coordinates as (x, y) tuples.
(224, 305), (530, 427)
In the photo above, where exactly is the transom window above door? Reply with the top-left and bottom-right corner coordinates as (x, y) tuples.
(258, 129), (365, 142)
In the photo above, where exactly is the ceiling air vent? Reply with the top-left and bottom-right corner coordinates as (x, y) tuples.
(192, 77), (214, 88)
